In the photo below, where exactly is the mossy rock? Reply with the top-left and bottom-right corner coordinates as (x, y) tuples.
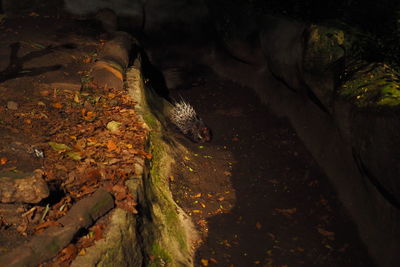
(339, 62), (400, 107)
(303, 24), (348, 74)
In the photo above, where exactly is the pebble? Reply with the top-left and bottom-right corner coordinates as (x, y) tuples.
(7, 101), (19, 110)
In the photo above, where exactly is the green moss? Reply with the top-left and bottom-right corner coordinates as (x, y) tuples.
(127, 60), (194, 267)
(148, 243), (172, 267)
(339, 62), (400, 107)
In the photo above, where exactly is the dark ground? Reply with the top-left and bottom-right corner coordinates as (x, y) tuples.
(162, 50), (375, 266)
(0, 10), (375, 267)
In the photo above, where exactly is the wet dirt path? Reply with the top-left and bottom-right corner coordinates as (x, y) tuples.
(167, 67), (374, 266)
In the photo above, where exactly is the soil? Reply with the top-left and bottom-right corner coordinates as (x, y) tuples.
(0, 13), (147, 265)
(158, 47), (376, 266)
(0, 9), (375, 267)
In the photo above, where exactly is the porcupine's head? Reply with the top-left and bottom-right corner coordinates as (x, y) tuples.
(170, 100), (211, 143)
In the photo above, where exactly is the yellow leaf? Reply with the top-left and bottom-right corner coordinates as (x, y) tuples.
(48, 142), (71, 152)
(74, 93), (80, 103)
(200, 259), (209, 266)
(106, 121), (122, 132)
(67, 152), (82, 161)
(79, 248), (86, 256)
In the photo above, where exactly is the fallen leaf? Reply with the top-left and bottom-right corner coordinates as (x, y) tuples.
(74, 93), (80, 103)
(78, 248), (86, 256)
(40, 90), (50, 97)
(107, 140), (117, 151)
(67, 151), (82, 161)
(317, 228), (335, 240)
(200, 259), (209, 266)
(83, 57), (92, 64)
(0, 157), (8, 165)
(28, 12), (39, 17)
(106, 121), (122, 132)
(91, 224), (105, 241)
(275, 208), (297, 216)
(209, 258), (218, 264)
(35, 220), (63, 231)
(256, 222), (262, 229)
(48, 142), (71, 153)
(83, 111), (96, 121)
(53, 103), (63, 109)
(59, 244), (78, 262)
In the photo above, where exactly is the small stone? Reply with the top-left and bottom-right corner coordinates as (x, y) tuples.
(7, 101), (19, 110)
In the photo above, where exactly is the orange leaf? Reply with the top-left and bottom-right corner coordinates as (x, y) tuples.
(53, 103), (63, 109)
(83, 111), (96, 121)
(107, 140), (117, 151)
(0, 157), (8, 165)
(40, 90), (50, 97)
(83, 57), (92, 64)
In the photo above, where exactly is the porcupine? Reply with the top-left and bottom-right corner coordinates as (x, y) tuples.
(168, 99), (211, 143)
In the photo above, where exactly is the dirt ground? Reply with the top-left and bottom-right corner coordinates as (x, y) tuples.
(162, 53), (376, 266)
(0, 10), (375, 267)
(0, 14), (147, 265)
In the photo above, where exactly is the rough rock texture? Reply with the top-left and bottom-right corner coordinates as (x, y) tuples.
(91, 31), (135, 90)
(207, 14), (400, 267)
(70, 53), (197, 267)
(126, 61), (198, 267)
(0, 170), (49, 204)
(0, 188), (114, 267)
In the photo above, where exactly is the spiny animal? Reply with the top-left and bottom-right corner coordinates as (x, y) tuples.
(169, 100), (211, 143)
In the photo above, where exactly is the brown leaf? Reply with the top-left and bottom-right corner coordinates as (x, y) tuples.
(317, 227), (335, 240)
(53, 103), (63, 109)
(40, 90), (50, 97)
(107, 140), (117, 151)
(0, 157), (8, 165)
(35, 220), (63, 231)
(59, 244), (78, 262)
(275, 208), (297, 216)
(92, 224), (105, 241)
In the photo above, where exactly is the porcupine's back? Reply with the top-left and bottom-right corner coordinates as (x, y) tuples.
(169, 100), (211, 143)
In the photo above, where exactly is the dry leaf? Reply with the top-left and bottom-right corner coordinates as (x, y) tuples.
(200, 259), (209, 266)
(107, 140), (117, 151)
(40, 90), (50, 96)
(275, 208), (297, 216)
(53, 103), (63, 109)
(35, 220), (63, 231)
(0, 157), (8, 165)
(317, 227), (335, 240)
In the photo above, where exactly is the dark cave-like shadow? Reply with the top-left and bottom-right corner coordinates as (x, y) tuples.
(0, 42), (70, 83)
